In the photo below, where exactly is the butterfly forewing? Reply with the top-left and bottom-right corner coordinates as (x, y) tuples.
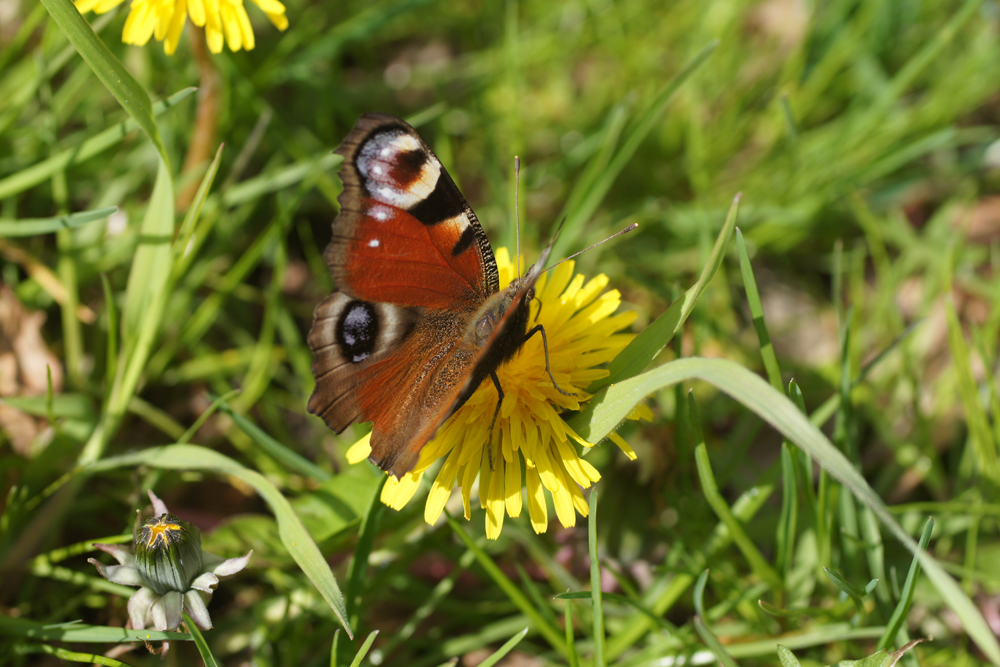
(330, 113), (498, 308)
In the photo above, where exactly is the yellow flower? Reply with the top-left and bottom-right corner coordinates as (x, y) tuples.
(75, 0), (288, 55)
(346, 249), (650, 539)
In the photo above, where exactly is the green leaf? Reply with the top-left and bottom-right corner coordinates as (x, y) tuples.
(0, 207), (117, 237)
(88, 445), (353, 638)
(571, 356), (1000, 665)
(39, 0), (169, 167)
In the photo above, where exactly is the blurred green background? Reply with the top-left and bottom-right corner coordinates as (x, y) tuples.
(1, 0), (1000, 664)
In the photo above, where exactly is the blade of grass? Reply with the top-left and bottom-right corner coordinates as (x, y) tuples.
(605, 479), (773, 659)
(88, 444), (353, 638)
(565, 592), (579, 667)
(476, 627), (528, 667)
(823, 567), (868, 618)
(693, 570), (739, 667)
(691, 393), (783, 591)
(184, 613), (219, 667)
(573, 356), (1000, 665)
(0, 206), (117, 237)
(554, 39), (718, 259)
(776, 443), (798, 579)
(39, 0), (169, 166)
(944, 293), (1000, 483)
(348, 630), (379, 667)
(878, 518), (933, 650)
(121, 158), (174, 354)
(555, 592), (672, 632)
(736, 227), (783, 390)
(346, 475), (387, 622)
(215, 394), (331, 481)
(0, 616), (188, 642)
(588, 490), (605, 667)
(0, 88), (194, 201)
(17, 644), (129, 666)
(445, 512), (568, 659)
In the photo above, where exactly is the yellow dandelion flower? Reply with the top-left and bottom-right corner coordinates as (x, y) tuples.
(345, 248), (647, 539)
(75, 0), (288, 55)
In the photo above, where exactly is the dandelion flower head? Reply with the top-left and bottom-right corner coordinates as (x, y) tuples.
(347, 248), (650, 539)
(75, 0), (288, 55)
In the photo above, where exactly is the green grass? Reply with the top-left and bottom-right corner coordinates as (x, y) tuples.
(2, 0), (1000, 665)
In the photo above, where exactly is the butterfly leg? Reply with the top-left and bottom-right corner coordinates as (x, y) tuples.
(485, 370), (504, 470)
(524, 324), (577, 396)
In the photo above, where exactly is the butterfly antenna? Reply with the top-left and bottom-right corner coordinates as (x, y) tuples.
(544, 223), (639, 273)
(514, 156), (521, 279)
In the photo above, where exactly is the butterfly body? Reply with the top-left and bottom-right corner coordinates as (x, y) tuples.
(308, 113), (547, 477)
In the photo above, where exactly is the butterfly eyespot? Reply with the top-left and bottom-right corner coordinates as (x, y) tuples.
(337, 301), (379, 363)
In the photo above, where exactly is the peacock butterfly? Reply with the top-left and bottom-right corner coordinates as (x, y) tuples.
(307, 113), (567, 478)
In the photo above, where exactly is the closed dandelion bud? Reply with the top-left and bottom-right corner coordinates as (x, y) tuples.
(134, 514), (204, 596)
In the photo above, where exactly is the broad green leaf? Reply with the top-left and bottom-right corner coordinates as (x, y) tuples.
(88, 445), (353, 638)
(574, 356), (1000, 665)
(0, 207), (116, 237)
(39, 0), (169, 166)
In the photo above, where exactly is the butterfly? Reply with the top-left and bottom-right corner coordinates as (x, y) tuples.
(307, 113), (570, 478)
